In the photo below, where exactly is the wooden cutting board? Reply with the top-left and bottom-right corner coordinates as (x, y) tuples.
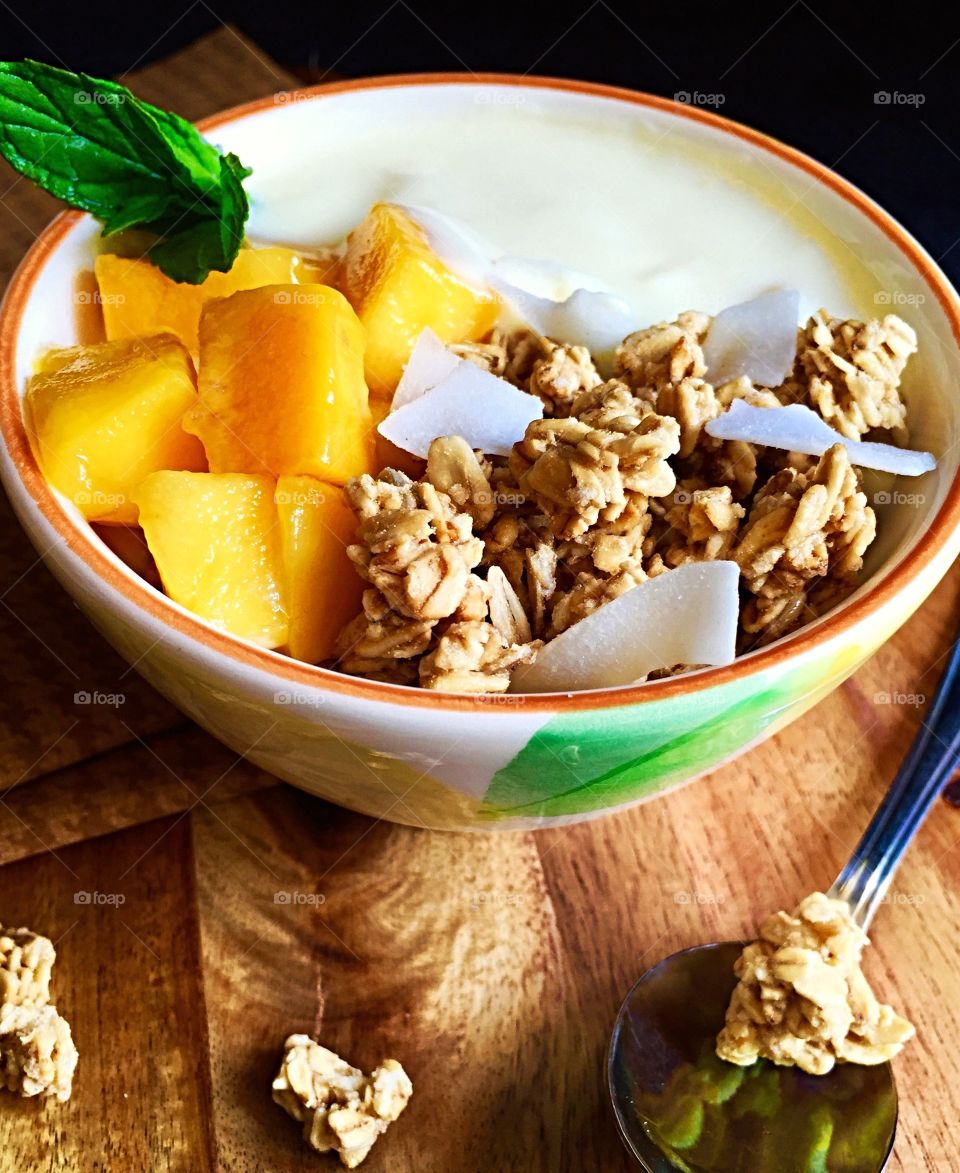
(0, 29), (957, 1172)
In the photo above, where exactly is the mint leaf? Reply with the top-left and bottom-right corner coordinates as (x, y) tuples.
(149, 153), (250, 283)
(0, 60), (251, 283)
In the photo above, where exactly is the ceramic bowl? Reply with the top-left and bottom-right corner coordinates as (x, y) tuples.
(2, 76), (960, 831)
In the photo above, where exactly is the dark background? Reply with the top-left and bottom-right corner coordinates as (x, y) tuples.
(4, 1), (960, 283)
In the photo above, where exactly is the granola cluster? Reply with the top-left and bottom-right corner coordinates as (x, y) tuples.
(716, 892), (915, 1075)
(272, 1035), (412, 1168)
(0, 926), (77, 1101)
(779, 310), (917, 441)
(333, 307), (915, 692)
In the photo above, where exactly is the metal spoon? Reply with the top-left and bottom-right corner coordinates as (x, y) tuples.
(608, 634), (960, 1172)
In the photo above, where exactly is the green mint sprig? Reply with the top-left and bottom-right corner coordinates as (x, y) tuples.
(0, 60), (252, 284)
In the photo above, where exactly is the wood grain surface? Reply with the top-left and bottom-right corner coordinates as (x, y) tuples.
(1, 28), (957, 1173)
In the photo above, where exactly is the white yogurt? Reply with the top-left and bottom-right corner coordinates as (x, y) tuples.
(242, 101), (881, 329)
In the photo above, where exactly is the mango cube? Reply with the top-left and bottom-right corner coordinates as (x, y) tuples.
(185, 284), (375, 485)
(276, 475), (363, 663)
(25, 334), (205, 525)
(133, 472), (288, 648)
(341, 203), (499, 399)
(95, 246), (330, 356)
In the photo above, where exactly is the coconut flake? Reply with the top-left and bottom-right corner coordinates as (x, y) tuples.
(705, 401), (936, 476)
(492, 278), (635, 373)
(392, 328), (461, 410)
(510, 561), (740, 694)
(378, 361), (543, 458)
(400, 205), (635, 372)
(703, 289), (800, 387)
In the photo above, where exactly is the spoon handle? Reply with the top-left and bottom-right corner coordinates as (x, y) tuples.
(829, 633), (960, 929)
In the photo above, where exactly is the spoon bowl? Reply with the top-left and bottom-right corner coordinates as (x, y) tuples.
(608, 942), (897, 1172)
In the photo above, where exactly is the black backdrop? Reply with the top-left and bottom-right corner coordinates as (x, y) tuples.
(4, 0), (960, 284)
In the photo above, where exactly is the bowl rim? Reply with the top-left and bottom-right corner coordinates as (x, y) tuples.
(2, 70), (959, 714)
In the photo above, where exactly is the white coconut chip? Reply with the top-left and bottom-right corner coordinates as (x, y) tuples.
(510, 561), (740, 694)
(705, 401), (936, 476)
(703, 289), (800, 387)
(491, 278), (635, 373)
(378, 361), (543, 458)
(392, 328), (462, 410)
(401, 205), (636, 373)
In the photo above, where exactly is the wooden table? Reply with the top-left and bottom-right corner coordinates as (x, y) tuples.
(0, 30), (957, 1172)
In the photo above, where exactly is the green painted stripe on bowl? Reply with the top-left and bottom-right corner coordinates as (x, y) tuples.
(480, 672), (819, 819)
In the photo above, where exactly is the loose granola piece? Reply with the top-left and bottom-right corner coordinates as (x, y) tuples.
(512, 381), (680, 539)
(335, 589), (434, 682)
(548, 568), (644, 638)
(614, 310), (710, 391)
(0, 927), (55, 1008)
(344, 472), (484, 621)
(425, 435), (496, 528)
(661, 484), (745, 568)
(527, 340), (602, 415)
(781, 310), (916, 441)
(717, 892), (915, 1075)
(487, 565), (532, 645)
(272, 1035), (412, 1169)
(734, 444), (876, 640)
(558, 495), (652, 579)
(494, 326), (552, 388)
(715, 375), (782, 410)
(653, 377), (720, 458)
(449, 338), (507, 376)
(419, 620), (540, 692)
(453, 573), (492, 622)
(0, 1003), (78, 1101)
(524, 543), (558, 637)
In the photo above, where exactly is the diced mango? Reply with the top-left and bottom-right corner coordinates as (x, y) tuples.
(95, 246), (320, 355)
(133, 471), (288, 648)
(275, 475), (363, 663)
(25, 334), (206, 525)
(185, 284), (374, 484)
(341, 203), (499, 399)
